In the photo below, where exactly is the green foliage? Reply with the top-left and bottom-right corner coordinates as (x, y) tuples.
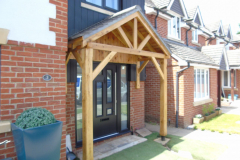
(195, 114), (202, 118)
(15, 108), (56, 129)
(201, 128), (205, 131)
(202, 105), (209, 116)
(194, 126), (198, 130)
(208, 103), (215, 114)
(215, 108), (220, 111)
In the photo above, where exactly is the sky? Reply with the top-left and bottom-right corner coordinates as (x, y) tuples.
(183, 0), (240, 34)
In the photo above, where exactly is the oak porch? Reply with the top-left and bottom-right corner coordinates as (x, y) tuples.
(67, 7), (171, 160)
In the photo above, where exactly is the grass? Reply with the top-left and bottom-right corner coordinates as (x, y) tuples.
(102, 133), (228, 160)
(195, 114), (240, 134)
(166, 135), (228, 160)
(102, 132), (186, 160)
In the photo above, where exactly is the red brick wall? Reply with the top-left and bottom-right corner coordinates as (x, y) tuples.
(0, 0), (68, 159)
(66, 83), (76, 152)
(198, 35), (206, 46)
(145, 14), (168, 38)
(130, 81), (145, 130)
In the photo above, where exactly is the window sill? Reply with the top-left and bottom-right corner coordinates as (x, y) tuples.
(81, 2), (114, 15)
(167, 36), (184, 44)
(223, 87), (238, 91)
(192, 41), (201, 46)
(0, 121), (11, 134)
(193, 98), (213, 107)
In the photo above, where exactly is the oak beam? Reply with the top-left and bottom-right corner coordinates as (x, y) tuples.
(82, 48), (94, 160)
(151, 57), (164, 80)
(92, 51), (117, 80)
(112, 30), (128, 47)
(138, 34), (151, 50)
(136, 61), (140, 89)
(128, 21), (156, 52)
(87, 42), (166, 59)
(160, 59), (167, 138)
(118, 26), (133, 48)
(139, 60), (149, 73)
(65, 52), (72, 65)
(72, 51), (83, 68)
(133, 18), (138, 49)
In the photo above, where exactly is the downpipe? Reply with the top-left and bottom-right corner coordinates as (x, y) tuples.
(176, 62), (190, 128)
(155, 10), (159, 29)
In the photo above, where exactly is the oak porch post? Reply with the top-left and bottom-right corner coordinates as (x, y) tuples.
(160, 59), (167, 140)
(82, 48), (94, 160)
(231, 69), (234, 101)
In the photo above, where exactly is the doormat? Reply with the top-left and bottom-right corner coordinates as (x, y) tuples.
(136, 128), (152, 137)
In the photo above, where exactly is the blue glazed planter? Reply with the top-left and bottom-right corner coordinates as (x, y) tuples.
(11, 121), (62, 160)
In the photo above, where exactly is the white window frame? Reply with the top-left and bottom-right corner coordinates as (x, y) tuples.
(168, 17), (181, 40)
(194, 68), (210, 101)
(192, 29), (198, 43)
(222, 70), (236, 88)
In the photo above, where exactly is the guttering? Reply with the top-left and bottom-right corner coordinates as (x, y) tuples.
(155, 10), (159, 29)
(152, 7), (175, 18)
(176, 61), (190, 128)
(186, 25), (192, 46)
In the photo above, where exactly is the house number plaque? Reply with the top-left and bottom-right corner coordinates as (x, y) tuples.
(42, 74), (52, 81)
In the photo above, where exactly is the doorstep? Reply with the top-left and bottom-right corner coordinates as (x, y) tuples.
(77, 135), (147, 160)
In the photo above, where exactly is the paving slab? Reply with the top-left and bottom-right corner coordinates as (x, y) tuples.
(178, 150), (193, 159)
(154, 138), (170, 145)
(77, 135), (147, 160)
(136, 128), (152, 137)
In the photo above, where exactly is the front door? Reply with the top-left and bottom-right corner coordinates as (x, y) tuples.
(93, 63), (117, 139)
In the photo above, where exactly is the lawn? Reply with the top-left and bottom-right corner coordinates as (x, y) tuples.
(195, 114), (240, 134)
(102, 132), (186, 160)
(102, 132), (228, 160)
(166, 135), (228, 160)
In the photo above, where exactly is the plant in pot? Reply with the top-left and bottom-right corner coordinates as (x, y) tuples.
(215, 108), (222, 115)
(202, 105), (209, 116)
(193, 114), (204, 124)
(11, 108), (63, 160)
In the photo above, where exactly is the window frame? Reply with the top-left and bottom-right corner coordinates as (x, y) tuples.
(222, 70), (236, 88)
(192, 29), (198, 43)
(168, 17), (181, 40)
(194, 68), (210, 101)
(85, 0), (120, 12)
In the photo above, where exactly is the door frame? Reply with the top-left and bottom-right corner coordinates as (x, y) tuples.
(75, 62), (131, 147)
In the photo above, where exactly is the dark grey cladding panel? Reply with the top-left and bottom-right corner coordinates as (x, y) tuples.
(227, 29), (231, 39)
(219, 27), (222, 35)
(194, 14), (201, 25)
(67, 59), (77, 83)
(170, 0), (184, 16)
(220, 54), (227, 70)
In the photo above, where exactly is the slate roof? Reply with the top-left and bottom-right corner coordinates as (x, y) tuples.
(201, 45), (228, 70)
(164, 38), (218, 66)
(205, 21), (221, 33)
(231, 34), (240, 42)
(227, 50), (240, 67)
(145, 0), (171, 9)
(187, 7), (197, 20)
(68, 5), (172, 55)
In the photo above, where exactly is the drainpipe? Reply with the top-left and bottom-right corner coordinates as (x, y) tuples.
(186, 26), (192, 46)
(176, 61), (190, 128)
(155, 10), (159, 29)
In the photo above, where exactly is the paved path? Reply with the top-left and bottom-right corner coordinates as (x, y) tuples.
(221, 100), (240, 115)
(146, 123), (240, 160)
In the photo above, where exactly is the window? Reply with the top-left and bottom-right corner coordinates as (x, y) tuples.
(194, 68), (209, 101)
(168, 17), (181, 39)
(86, 0), (119, 10)
(222, 70), (236, 87)
(192, 29), (198, 42)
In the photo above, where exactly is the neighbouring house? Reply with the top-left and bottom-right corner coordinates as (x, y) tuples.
(144, 0), (238, 128)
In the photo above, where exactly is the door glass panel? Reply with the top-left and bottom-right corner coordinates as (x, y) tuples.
(76, 64), (82, 142)
(107, 70), (112, 103)
(121, 65), (128, 130)
(97, 82), (103, 116)
(206, 70), (209, 96)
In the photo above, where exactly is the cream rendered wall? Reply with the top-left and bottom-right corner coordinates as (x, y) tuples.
(0, 0), (56, 45)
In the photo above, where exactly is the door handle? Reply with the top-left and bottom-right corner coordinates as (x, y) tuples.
(115, 72), (117, 116)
